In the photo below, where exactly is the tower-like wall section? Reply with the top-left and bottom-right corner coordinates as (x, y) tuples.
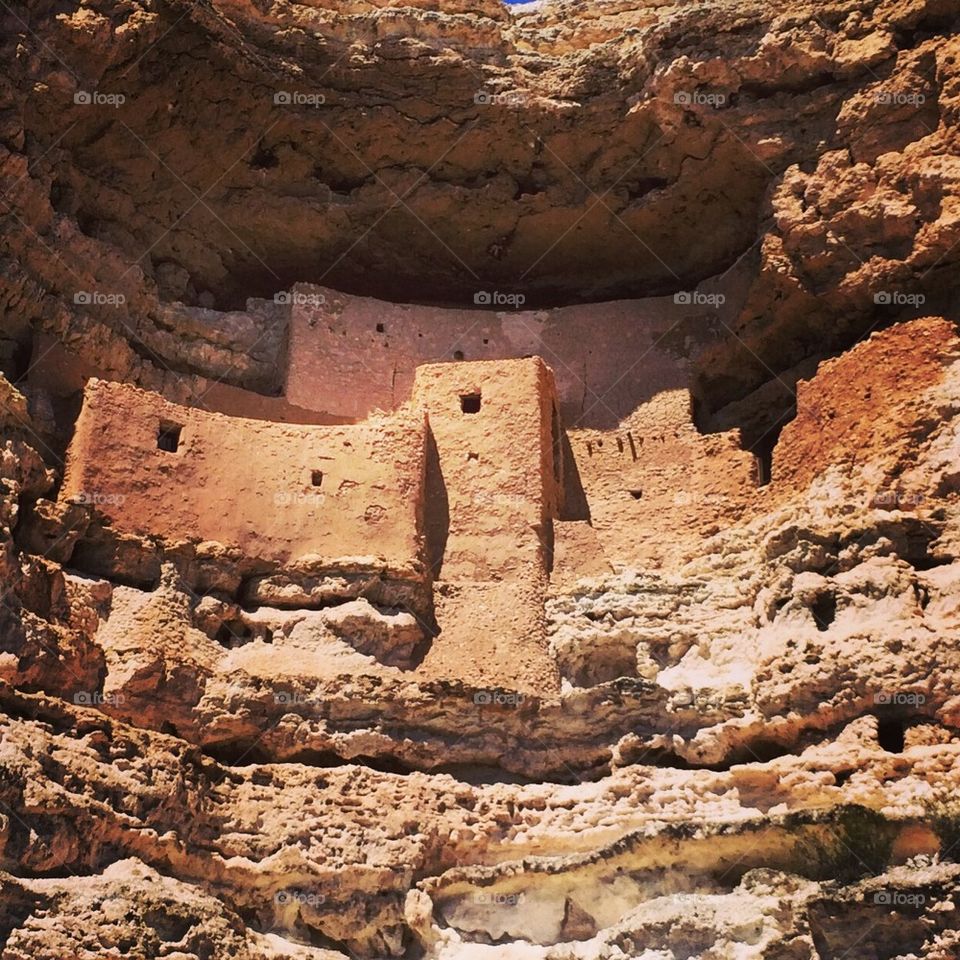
(411, 358), (560, 581)
(410, 358), (562, 694)
(562, 389), (758, 571)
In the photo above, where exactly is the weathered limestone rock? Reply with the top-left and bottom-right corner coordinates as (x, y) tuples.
(0, 1), (959, 957)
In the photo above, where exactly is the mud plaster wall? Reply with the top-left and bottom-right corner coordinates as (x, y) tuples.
(558, 391), (759, 573)
(61, 379), (426, 568)
(411, 357), (561, 581)
(411, 358), (562, 695)
(283, 261), (748, 429)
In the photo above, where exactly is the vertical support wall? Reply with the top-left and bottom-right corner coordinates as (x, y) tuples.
(411, 358), (562, 694)
(411, 357), (561, 581)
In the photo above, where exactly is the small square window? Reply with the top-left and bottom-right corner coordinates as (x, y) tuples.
(460, 393), (481, 414)
(375, 322), (385, 333)
(157, 423), (182, 452)
(311, 470), (324, 487)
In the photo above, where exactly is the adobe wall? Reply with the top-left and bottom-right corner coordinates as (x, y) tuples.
(61, 379), (426, 572)
(557, 390), (759, 573)
(410, 357), (561, 581)
(59, 364), (564, 693)
(409, 358), (562, 694)
(28, 334), (350, 428)
(282, 273), (741, 428)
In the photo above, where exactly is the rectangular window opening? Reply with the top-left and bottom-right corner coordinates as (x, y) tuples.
(460, 393), (481, 414)
(755, 451), (772, 486)
(157, 422), (182, 453)
(311, 470), (324, 487)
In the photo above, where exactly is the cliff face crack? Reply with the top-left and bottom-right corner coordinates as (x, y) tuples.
(424, 807), (917, 949)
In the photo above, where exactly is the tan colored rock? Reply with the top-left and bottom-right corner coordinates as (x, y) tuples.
(1, 1), (960, 957)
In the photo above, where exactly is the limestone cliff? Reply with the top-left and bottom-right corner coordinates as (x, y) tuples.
(1, 1), (960, 958)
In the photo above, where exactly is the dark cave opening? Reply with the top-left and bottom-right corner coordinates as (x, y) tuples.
(811, 592), (837, 632)
(877, 717), (906, 754)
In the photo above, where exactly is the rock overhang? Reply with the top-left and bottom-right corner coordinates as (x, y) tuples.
(3, 1), (960, 957)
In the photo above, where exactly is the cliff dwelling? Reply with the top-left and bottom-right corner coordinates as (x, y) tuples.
(38, 283), (777, 697)
(2, 1), (960, 958)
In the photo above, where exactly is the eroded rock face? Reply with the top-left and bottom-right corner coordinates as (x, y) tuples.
(1, 1), (960, 958)
(3, 323), (960, 960)
(4, 0), (960, 416)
